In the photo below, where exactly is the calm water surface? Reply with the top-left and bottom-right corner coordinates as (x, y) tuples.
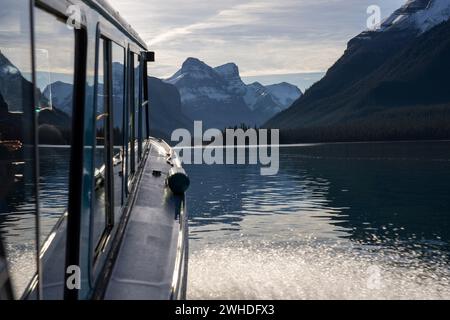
(185, 141), (450, 299)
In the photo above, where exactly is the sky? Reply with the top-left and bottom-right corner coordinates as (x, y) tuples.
(108, 0), (406, 83)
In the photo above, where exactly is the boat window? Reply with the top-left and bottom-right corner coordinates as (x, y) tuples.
(141, 59), (148, 144)
(93, 38), (112, 257)
(111, 43), (125, 220)
(0, 0), (37, 298)
(134, 54), (140, 164)
(34, 7), (75, 246)
(34, 6), (76, 299)
(128, 52), (136, 180)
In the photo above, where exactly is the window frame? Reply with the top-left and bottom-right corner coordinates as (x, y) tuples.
(110, 41), (127, 215)
(63, 25), (87, 299)
(92, 35), (114, 265)
(126, 46), (142, 189)
(137, 55), (143, 160)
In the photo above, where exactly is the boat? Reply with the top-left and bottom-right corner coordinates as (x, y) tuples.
(0, 0), (189, 300)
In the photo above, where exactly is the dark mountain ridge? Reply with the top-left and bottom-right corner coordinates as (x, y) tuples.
(147, 76), (193, 141)
(266, 3), (450, 143)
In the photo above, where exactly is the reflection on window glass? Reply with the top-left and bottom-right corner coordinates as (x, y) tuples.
(112, 44), (125, 220)
(34, 7), (75, 246)
(141, 65), (147, 144)
(0, 0), (37, 298)
(93, 38), (109, 251)
(128, 53), (136, 178)
(134, 54), (140, 166)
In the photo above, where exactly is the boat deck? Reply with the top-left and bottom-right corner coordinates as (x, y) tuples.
(104, 139), (187, 300)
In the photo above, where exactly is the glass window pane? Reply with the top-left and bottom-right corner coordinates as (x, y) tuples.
(112, 43), (125, 219)
(128, 53), (135, 178)
(93, 39), (108, 250)
(134, 54), (139, 166)
(0, 0), (37, 297)
(141, 64), (147, 143)
(35, 8), (75, 248)
(33, 7), (76, 299)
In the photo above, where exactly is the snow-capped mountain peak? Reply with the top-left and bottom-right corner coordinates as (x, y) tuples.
(166, 57), (216, 85)
(181, 57), (210, 72)
(214, 63), (247, 96)
(352, 0), (450, 50)
(164, 58), (302, 127)
(414, 0), (450, 33)
(266, 82), (303, 108)
(379, 0), (450, 34)
(244, 82), (270, 110)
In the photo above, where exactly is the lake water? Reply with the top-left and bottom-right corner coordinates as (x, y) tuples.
(185, 141), (450, 300)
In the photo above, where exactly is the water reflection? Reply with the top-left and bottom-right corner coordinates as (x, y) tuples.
(186, 141), (450, 254)
(0, 147), (70, 238)
(38, 147), (70, 232)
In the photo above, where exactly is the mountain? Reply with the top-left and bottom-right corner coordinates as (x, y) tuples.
(0, 52), (71, 145)
(213, 63), (302, 121)
(166, 58), (302, 128)
(266, 0), (450, 143)
(165, 58), (255, 129)
(243, 82), (286, 119)
(376, 0), (450, 34)
(214, 63), (247, 96)
(266, 83), (302, 110)
(147, 76), (193, 141)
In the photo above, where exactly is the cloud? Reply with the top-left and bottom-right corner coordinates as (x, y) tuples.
(149, 1), (272, 45)
(109, 0), (406, 78)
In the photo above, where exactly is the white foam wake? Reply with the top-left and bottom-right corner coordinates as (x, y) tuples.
(188, 241), (450, 300)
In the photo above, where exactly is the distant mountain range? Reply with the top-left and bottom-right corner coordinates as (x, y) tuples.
(267, 0), (450, 142)
(165, 58), (302, 129)
(2, 46), (305, 142)
(1, 54), (303, 144)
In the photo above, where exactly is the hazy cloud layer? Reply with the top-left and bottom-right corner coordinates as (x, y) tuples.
(109, 0), (405, 79)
